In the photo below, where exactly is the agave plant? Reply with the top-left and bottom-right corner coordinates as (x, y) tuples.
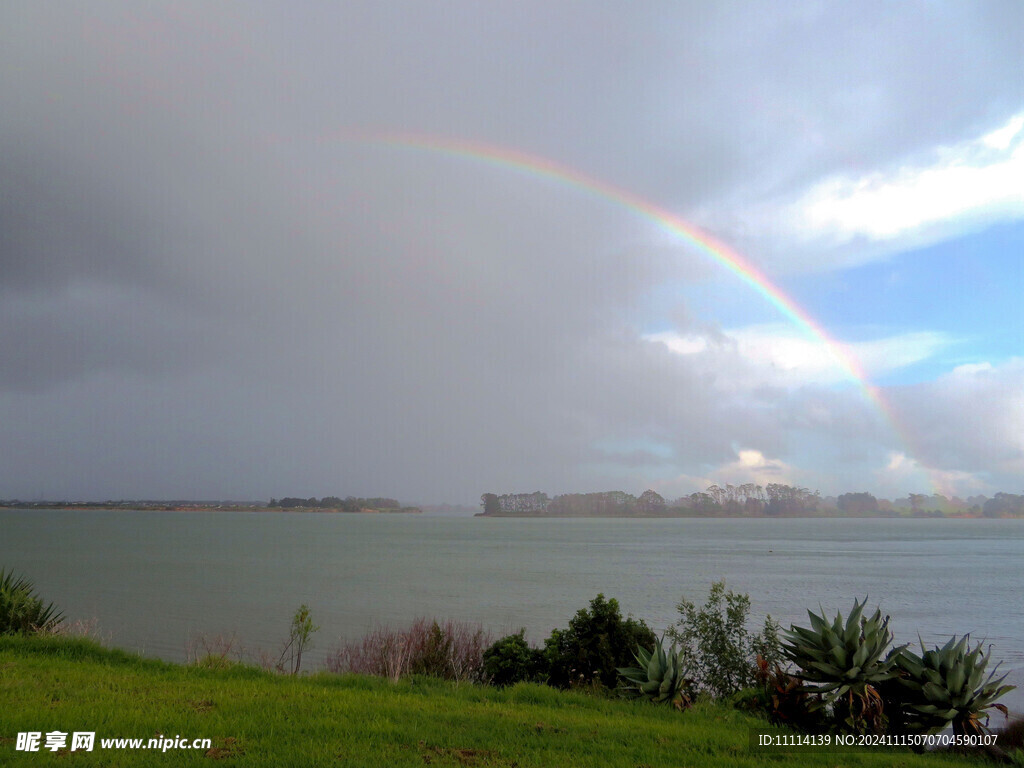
(617, 636), (692, 709)
(782, 598), (903, 733)
(894, 635), (1016, 736)
(0, 569), (64, 635)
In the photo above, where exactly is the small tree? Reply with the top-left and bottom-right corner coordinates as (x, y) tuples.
(668, 581), (781, 699)
(276, 604), (319, 675)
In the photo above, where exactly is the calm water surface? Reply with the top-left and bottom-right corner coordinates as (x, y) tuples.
(3, 510), (1021, 711)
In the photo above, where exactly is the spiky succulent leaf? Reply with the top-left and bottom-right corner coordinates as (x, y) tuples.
(782, 597), (900, 728)
(895, 635), (1017, 735)
(647, 646), (661, 680)
(0, 569), (64, 635)
(617, 636), (691, 706)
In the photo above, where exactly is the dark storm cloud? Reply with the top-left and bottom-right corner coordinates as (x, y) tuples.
(1, 2), (1020, 500)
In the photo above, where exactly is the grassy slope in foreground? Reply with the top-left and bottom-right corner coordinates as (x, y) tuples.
(0, 636), (984, 768)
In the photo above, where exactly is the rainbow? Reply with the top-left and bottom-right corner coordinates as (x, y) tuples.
(343, 131), (943, 496)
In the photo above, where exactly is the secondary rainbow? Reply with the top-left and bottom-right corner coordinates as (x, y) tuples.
(346, 131), (943, 495)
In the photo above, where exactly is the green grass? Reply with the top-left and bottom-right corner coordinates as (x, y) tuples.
(0, 635), (992, 767)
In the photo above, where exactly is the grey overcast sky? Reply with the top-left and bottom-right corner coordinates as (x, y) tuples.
(2, 2), (1023, 503)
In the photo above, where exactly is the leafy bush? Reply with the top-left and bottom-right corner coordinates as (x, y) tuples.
(327, 618), (491, 683)
(483, 630), (546, 687)
(667, 581), (781, 700)
(0, 569), (63, 636)
(543, 594), (656, 690)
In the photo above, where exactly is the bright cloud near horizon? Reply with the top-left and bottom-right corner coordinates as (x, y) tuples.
(1, 2), (1022, 504)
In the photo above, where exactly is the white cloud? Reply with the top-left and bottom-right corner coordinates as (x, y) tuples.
(949, 362), (994, 376)
(982, 114), (1024, 151)
(644, 331), (710, 357)
(703, 111), (1024, 274)
(712, 449), (794, 487)
(790, 112), (1024, 245)
(646, 324), (950, 388)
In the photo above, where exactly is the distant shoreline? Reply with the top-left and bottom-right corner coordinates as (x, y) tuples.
(2, 504), (1017, 519)
(473, 511), (999, 519)
(0, 503), (421, 514)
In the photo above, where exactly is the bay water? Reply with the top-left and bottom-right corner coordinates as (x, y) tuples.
(2, 509), (1021, 713)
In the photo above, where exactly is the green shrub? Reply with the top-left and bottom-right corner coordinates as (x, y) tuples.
(0, 569), (64, 636)
(543, 594), (656, 691)
(667, 581), (781, 700)
(483, 630), (546, 687)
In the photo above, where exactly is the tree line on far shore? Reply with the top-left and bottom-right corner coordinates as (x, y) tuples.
(479, 485), (1024, 518)
(268, 496), (418, 512)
